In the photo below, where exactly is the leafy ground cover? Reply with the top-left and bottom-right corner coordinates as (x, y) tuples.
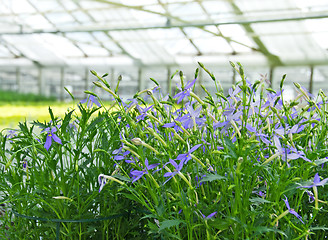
(1, 63), (328, 239)
(0, 103), (73, 130)
(0, 89), (70, 130)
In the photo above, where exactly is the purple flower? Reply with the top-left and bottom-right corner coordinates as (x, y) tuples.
(200, 211), (217, 220)
(227, 86), (241, 105)
(223, 108), (243, 122)
(178, 105), (206, 129)
(275, 124), (304, 136)
(6, 129), (17, 143)
(112, 143), (130, 161)
(273, 135), (310, 164)
(283, 196), (304, 224)
(21, 159), (30, 170)
(176, 144), (202, 164)
(7, 130), (17, 139)
(163, 158), (184, 184)
(258, 191), (266, 198)
(80, 95), (101, 108)
(306, 190), (315, 203)
(173, 78), (196, 103)
(130, 158), (159, 183)
(297, 173), (328, 189)
(262, 91), (283, 110)
(68, 120), (79, 131)
(195, 175), (206, 188)
(43, 127), (62, 151)
(246, 123), (271, 145)
(136, 105), (153, 122)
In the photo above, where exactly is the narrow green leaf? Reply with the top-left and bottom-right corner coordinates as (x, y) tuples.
(64, 87), (75, 100)
(48, 107), (55, 123)
(150, 78), (159, 86)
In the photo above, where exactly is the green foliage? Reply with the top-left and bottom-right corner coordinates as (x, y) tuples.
(1, 64), (328, 239)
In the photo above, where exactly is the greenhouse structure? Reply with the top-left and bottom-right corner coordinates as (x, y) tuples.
(0, 0), (328, 99)
(1, 1), (328, 240)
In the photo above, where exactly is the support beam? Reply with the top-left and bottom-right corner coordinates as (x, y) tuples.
(2, 13), (328, 35)
(229, 3), (282, 66)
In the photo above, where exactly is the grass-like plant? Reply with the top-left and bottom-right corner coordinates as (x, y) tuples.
(1, 62), (328, 239)
(0, 89), (57, 103)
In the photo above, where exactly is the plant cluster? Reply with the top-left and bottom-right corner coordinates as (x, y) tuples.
(1, 62), (328, 239)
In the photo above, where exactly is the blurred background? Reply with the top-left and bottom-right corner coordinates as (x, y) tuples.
(1, 0), (328, 128)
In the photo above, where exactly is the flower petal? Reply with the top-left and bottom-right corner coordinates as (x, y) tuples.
(313, 173), (320, 185)
(44, 135), (52, 150)
(52, 134), (62, 145)
(189, 144), (202, 153)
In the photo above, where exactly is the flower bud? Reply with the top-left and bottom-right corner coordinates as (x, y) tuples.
(131, 138), (143, 146)
(90, 70), (97, 76)
(293, 82), (301, 89)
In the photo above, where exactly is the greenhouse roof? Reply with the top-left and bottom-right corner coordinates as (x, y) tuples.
(0, 0), (328, 68)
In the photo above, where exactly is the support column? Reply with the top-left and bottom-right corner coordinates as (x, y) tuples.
(167, 67), (172, 95)
(38, 67), (43, 96)
(85, 68), (89, 92)
(269, 67), (274, 88)
(110, 68), (115, 88)
(16, 67), (21, 93)
(60, 67), (65, 101)
(138, 67), (145, 92)
(309, 66), (314, 94)
(232, 68), (236, 85)
(197, 67), (203, 96)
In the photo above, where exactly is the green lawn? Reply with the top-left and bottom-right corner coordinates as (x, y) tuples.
(0, 102), (75, 130)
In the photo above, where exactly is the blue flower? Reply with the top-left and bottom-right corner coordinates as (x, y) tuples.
(283, 196), (304, 224)
(273, 135), (310, 164)
(178, 105), (206, 129)
(163, 159), (184, 184)
(130, 158), (159, 183)
(6, 129), (17, 143)
(297, 173), (328, 189)
(199, 211), (217, 220)
(176, 144), (202, 164)
(136, 105), (153, 122)
(80, 95), (101, 108)
(7, 129), (17, 139)
(173, 78), (196, 103)
(112, 143), (130, 161)
(42, 127), (62, 151)
(195, 175), (206, 188)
